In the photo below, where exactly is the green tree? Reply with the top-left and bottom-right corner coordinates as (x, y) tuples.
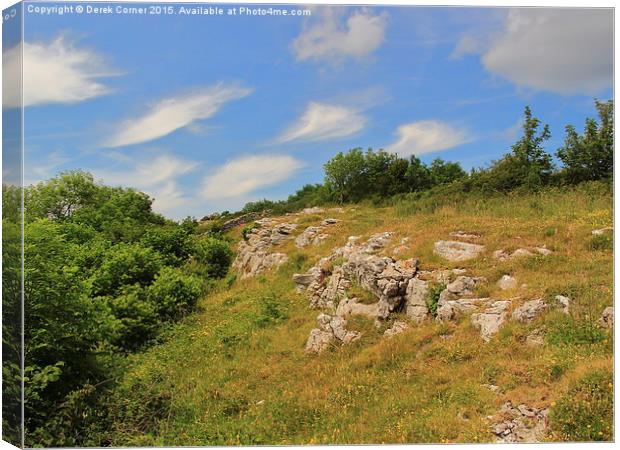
(429, 158), (467, 185)
(404, 155), (433, 192)
(324, 148), (368, 203)
(557, 99), (613, 183)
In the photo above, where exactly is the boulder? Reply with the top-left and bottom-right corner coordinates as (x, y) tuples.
(491, 401), (549, 443)
(471, 300), (511, 341)
(404, 278), (429, 323)
(439, 276), (486, 303)
(599, 306), (614, 328)
(525, 329), (545, 347)
(305, 328), (334, 353)
(497, 275), (517, 290)
(554, 295), (570, 315)
(512, 299), (547, 323)
(592, 227), (613, 235)
(336, 297), (380, 319)
(436, 298), (489, 322)
(434, 240), (485, 262)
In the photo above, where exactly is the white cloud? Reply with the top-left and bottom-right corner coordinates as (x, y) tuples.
(26, 150), (72, 185)
(202, 155), (304, 200)
(104, 83), (252, 148)
(292, 8), (387, 62)
(473, 9), (613, 94)
(277, 102), (366, 143)
(94, 154), (198, 216)
(386, 120), (470, 157)
(3, 36), (113, 108)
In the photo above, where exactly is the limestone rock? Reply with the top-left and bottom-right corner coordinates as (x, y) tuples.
(554, 295), (570, 315)
(438, 276), (486, 303)
(599, 306), (614, 328)
(384, 320), (409, 338)
(494, 247), (552, 261)
(592, 226), (613, 235)
(449, 230), (481, 240)
(497, 275), (517, 290)
(434, 240), (485, 262)
(336, 297), (380, 319)
(491, 401), (549, 443)
(404, 278), (429, 323)
(471, 300), (511, 341)
(525, 329), (545, 347)
(301, 207), (325, 215)
(305, 328), (334, 353)
(512, 299), (547, 323)
(436, 298), (489, 322)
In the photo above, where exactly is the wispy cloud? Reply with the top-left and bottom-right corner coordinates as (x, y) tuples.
(94, 154), (198, 215)
(26, 150), (72, 185)
(292, 7), (387, 62)
(104, 83), (252, 148)
(386, 120), (471, 157)
(277, 102), (366, 143)
(202, 155), (304, 200)
(3, 36), (115, 108)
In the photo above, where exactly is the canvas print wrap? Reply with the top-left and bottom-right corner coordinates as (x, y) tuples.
(1, 2), (614, 447)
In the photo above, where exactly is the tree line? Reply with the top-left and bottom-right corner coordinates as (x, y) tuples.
(242, 99), (613, 215)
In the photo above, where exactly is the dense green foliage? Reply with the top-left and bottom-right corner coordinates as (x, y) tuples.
(6, 172), (234, 447)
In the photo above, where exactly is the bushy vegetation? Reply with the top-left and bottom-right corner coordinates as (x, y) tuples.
(3, 172), (234, 447)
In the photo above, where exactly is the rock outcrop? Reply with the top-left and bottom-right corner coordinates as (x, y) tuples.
(511, 299), (547, 323)
(497, 275), (517, 290)
(471, 300), (511, 341)
(233, 221), (298, 278)
(434, 240), (485, 261)
(491, 401), (549, 443)
(295, 219), (340, 248)
(493, 247), (552, 261)
(384, 320), (409, 338)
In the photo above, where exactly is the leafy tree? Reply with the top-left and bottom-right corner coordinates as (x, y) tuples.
(429, 158), (467, 185)
(404, 155), (433, 192)
(365, 149), (409, 197)
(557, 99), (613, 183)
(324, 148), (368, 203)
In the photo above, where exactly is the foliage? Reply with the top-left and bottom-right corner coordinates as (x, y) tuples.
(550, 369), (613, 441)
(426, 282), (446, 317)
(557, 100), (614, 183)
(192, 236), (234, 278)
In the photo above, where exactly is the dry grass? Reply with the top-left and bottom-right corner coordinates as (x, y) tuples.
(108, 183), (612, 445)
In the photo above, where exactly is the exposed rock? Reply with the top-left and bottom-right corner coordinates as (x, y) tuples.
(438, 276), (486, 303)
(220, 212), (261, 232)
(306, 313), (361, 353)
(554, 295), (570, 315)
(434, 240), (485, 262)
(471, 300), (511, 341)
(436, 298), (490, 322)
(599, 306), (614, 328)
(491, 401), (549, 443)
(497, 275), (517, 290)
(494, 247), (552, 261)
(592, 226), (613, 235)
(295, 219), (339, 248)
(305, 328), (334, 353)
(336, 297), (380, 319)
(233, 221), (298, 278)
(483, 384), (501, 394)
(384, 320), (409, 338)
(525, 329), (545, 347)
(404, 278), (429, 323)
(449, 230), (481, 240)
(512, 299), (547, 323)
(301, 206), (325, 215)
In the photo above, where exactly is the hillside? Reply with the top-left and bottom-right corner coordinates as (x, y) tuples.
(104, 183), (613, 445)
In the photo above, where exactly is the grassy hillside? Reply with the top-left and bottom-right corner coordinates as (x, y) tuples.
(104, 182), (612, 445)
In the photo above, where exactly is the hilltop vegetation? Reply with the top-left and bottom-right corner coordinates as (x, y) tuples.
(2, 100), (613, 446)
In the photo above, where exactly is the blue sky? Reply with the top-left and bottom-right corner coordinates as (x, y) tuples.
(4, 4), (614, 218)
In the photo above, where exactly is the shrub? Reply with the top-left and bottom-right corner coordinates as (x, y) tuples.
(426, 282), (446, 317)
(192, 237), (233, 278)
(141, 226), (192, 266)
(147, 267), (202, 321)
(550, 369), (613, 441)
(588, 234), (612, 251)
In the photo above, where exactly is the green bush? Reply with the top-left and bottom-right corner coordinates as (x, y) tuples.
(550, 369), (613, 441)
(192, 236), (233, 278)
(141, 226), (193, 266)
(426, 282), (446, 317)
(147, 267), (202, 321)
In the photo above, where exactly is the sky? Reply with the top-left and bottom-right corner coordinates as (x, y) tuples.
(2, 3), (614, 219)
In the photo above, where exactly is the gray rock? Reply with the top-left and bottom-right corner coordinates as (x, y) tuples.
(491, 401), (549, 443)
(592, 227), (613, 235)
(554, 295), (570, 315)
(434, 240), (485, 262)
(305, 328), (334, 353)
(512, 299), (547, 323)
(449, 230), (481, 239)
(599, 306), (614, 328)
(405, 278), (429, 324)
(494, 247), (552, 261)
(438, 276), (486, 303)
(436, 298), (489, 322)
(525, 329), (545, 347)
(471, 300), (511, 341)
(384, 320), (409, 338)
(497, 275), (517, 290)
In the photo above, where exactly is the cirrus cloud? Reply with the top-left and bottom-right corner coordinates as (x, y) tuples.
(292, 8), (387, 62)
(386, 120), (471, 157)
(3, 36), (114, 108)
(104, 83), (252, 148)
(277, 102), (366, 143)
(202, 155), (304, 200)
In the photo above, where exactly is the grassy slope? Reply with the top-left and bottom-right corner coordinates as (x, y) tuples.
(109, 184), (613, 445)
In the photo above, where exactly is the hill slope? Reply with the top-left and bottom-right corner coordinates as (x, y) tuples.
(106, 183), (613, 445)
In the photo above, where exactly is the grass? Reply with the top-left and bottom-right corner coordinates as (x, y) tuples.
(104, 182), (612, 445)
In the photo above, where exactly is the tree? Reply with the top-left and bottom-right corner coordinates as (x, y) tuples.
(429, 158), (466, 185)
(404, 155), (433, 192)
(557, 99), (613, 183)
(324, 148), (368, 203)
(365, 149), (409, 197)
